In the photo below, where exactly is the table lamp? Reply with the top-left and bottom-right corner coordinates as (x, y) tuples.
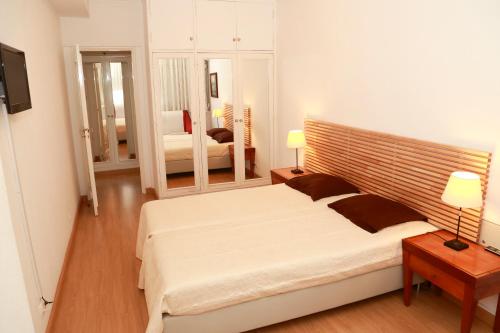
(212, 108), (223, 128)
(287, 130), (306, 174)
(441, 171), (483, 251)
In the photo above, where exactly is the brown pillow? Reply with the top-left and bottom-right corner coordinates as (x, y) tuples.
(213, 130), (233, 143)
(286, 173), (359, 201)
(207, 128), (228, 138)
(328, 194), (428, 233)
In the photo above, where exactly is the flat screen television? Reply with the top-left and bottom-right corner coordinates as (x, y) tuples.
(0, 43), (32, 114)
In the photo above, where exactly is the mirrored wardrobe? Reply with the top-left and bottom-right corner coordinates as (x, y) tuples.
(81, 52), (139, 172)
(153, 53), (274, 198)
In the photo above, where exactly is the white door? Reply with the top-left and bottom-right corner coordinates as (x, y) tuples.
(152, 53), (202, 197)
(236, 54), (274, 182)
(197, 54), (241, 188)
(75, 45), (99, 216)
(236, 2), (275, 51)
(149, 0), (195, 50)
(196, 1), (237, 51)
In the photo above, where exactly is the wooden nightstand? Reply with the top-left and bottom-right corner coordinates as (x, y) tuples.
(403, 230), (500, 333)
(270, 167), (313, 185)
(228, 144), (256, 177)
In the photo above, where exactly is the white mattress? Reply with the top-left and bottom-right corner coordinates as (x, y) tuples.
(163, 134), (230, 162)
(137, 184), (437, 333)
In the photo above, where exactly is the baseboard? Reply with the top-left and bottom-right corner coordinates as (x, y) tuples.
(146, 187), (158, 199)
(45, 196), (86, 333)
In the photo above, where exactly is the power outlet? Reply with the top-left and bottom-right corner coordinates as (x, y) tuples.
(38, 298), (47, 313)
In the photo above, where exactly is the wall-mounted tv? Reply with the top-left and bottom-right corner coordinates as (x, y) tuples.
(0, 43), (32, 114)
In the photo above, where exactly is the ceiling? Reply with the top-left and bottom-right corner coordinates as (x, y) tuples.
(49, 0), (90, 17)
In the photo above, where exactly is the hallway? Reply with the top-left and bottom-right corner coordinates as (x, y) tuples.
(47, 171), (153, 333)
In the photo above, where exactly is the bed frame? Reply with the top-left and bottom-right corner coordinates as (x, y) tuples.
(160, 119), (492, 333)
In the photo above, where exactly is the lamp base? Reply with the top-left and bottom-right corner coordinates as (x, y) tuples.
(444, 239), (469, 251)
(291, 168), (304, 174)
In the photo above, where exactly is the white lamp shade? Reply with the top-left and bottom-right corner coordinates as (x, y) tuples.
(441, 171), (483, 208)
(212, 108), (223, 118)
(287, 130), (306, 149)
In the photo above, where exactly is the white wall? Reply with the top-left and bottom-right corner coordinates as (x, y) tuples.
(60, 0), (153, 192)
(0, 0), (81, 331)
(0, 108), (36, 333)
(277, 0), (500, 313)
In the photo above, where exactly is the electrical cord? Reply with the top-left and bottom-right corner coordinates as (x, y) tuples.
(426, 231), (451, 241)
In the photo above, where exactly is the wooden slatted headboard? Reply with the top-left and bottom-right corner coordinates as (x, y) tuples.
(223, 104), (252, 146)
(304, 119), (491, 241)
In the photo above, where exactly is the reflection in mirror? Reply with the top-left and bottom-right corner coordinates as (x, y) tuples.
(110, 62), (137, 161)
(241, 58), (271, 180)
(158, 58), (195, 189)
(204, 59), (235, 185)
(82, 62), (110, 162)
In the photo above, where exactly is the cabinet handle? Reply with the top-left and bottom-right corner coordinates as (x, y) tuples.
(237, 37), (241, 42)
(189, 36), (194, 41)
(233, 37), (237, 42)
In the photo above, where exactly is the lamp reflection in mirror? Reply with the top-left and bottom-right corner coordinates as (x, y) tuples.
(212, 108), (223, 128)
(441, 171), (483, 251)
(287, 130), (306, 174)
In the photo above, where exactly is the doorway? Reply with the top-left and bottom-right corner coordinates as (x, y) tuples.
(81, 51), (139, 172)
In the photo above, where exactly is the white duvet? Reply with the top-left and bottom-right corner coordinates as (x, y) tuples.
(137, 184), (437, 333)
(163, 134), (230, 162)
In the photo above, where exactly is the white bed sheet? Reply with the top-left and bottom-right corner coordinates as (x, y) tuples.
(137, 184), (437, 333)
(163, 134), (230, 162)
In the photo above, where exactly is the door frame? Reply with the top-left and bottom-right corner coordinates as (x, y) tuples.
(77, 46), (148, 193)
(81, 53), (140, 172)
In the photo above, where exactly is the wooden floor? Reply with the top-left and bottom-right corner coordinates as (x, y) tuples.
(48, 172), (493, 333)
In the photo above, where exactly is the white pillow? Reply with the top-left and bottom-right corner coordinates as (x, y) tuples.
(161, 111), (184, 135)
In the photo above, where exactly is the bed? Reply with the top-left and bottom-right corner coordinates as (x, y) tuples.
(163, 134), (231, 174)
(115, 117), (127, 142)
(137, 184), (436, 333)
(138, 119), (491, 333)
(161, 111), (232, 174)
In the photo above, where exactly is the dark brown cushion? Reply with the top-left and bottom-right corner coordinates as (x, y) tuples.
(213, 130), (233, 143)
(207, 128), (228, 138)
(285, 173), (359, 201)
(328, 194), (428, 233)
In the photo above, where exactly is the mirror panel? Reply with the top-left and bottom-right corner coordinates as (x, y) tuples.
(203, 58), (235, 185)
(157, 57), (196, 189)
(240, 58), (271, 180)
(82, 62), (110, 163)
(110, 61), (137, 161)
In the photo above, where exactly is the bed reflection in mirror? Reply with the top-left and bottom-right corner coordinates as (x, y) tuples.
(204, 59), (235, 185)
(158, 58), (196, 189)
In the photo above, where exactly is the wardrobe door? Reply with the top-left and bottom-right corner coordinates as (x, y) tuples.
(149, 0), (195, 50)
(153, 54), (201, 195)
(236, 2), (274, 51)
(196, 1), (237, 51)
(198, 55), (238, 186)
(237, 55), (274, 181)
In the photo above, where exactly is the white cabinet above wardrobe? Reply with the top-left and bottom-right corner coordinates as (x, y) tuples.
(147, 0), (275, 51)
(149, 0), (195, 50)
(196, 0), (275, 51)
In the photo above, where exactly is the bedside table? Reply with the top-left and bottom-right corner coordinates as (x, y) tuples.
(403, 230), (500, 333)
(270, 167), (313, 185)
